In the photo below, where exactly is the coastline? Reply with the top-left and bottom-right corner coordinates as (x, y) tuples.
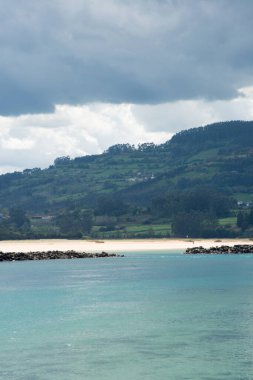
(0, 238), (253, 253)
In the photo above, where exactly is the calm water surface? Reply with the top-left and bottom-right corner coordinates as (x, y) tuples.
(0, 251), (253, 380)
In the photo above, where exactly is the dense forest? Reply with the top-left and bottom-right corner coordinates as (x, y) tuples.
(1, 120), (253, 239)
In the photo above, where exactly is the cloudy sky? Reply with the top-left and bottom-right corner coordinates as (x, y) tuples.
(1, 0), (253, 173)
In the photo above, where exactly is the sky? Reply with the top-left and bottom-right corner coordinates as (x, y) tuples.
(1, 0), (253, 173)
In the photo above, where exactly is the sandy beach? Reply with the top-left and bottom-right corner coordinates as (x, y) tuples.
(0, 238), (252, 253)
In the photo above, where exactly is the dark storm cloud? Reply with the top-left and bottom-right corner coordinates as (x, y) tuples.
(0, 0), (253, 115)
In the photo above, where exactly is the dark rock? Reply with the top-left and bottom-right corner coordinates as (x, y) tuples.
(185, 245), (253, 254)
(0, 250), (124, 262)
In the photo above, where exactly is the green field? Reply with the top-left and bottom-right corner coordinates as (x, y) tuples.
(218, 217), (237, 227)
(91, 223), (172, 239)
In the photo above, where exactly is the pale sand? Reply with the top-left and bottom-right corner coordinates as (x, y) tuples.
(0, 238), (252, 253)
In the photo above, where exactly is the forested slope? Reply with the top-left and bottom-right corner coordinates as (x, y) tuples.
(0, 120), (253, 239)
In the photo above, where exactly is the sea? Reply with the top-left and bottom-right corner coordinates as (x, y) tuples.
(0, 251), (253, 380)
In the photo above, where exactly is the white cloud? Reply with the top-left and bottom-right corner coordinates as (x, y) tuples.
(133, 86), (253, 133)
(1, 137), (34, 150)
(0, 103), (170, 173)
(0, 86), (252, 174)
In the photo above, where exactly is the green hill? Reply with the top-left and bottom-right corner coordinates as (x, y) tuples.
(1, 120), (253, 239)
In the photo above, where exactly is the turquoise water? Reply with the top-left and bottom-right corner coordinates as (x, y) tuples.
(1, 252), (253, 380)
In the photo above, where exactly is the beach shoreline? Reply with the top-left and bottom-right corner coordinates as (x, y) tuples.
(0, 238), (252, 253)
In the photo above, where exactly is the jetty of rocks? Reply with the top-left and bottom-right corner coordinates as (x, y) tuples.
(0, 250), (124, 262)
(185, 245), (253, 254)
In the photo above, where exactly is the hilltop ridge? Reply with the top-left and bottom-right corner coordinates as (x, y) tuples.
(0, 120), (253, 239)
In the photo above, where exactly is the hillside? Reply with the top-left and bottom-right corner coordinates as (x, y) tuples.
(1, 120), (253, 239)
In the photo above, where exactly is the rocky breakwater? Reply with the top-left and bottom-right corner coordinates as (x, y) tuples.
(0, 250), (124, 262)
(185, 245), (253, 254)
